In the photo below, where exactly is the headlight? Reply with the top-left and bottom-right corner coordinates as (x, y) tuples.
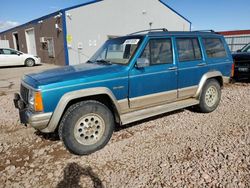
(28, 90), (44, 112)
(28, 91), (35, 109)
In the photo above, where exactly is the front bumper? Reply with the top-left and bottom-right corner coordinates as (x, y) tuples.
(13, 93), (52, 130)
(35, 57), (42, 65)
(234, 68), (250, 79)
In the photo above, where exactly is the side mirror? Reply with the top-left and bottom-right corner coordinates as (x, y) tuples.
(236, 49), (241, 53)
(136, 58), (150, 68)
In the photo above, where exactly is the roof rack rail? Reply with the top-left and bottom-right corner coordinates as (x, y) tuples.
(192, 30), (215, 33)
(129, 28), (168, 35)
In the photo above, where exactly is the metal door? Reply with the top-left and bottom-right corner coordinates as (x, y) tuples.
(25, 28), (37, 56)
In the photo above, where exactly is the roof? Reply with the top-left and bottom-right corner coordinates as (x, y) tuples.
(0, 0), (191, 34)
(147, 31), (220, 37)
(128, 29), (220, 36)
(218, 30), (250, 36)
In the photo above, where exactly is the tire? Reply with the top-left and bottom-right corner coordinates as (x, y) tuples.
(229, 77), (236, 84)
(59, 100), (114, 155)
(25, 58), (35, 67)
(196, 79), (221, 113)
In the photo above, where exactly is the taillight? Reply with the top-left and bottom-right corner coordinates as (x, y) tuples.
(231, 62), (235, 78)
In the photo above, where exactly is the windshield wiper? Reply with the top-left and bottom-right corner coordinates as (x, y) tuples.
(96, 59), (112, 65)
(86, 60), (94, 64)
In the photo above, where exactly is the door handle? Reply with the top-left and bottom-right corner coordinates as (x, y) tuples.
(197, 63), (206, 67)
(168, 66), (177, 70)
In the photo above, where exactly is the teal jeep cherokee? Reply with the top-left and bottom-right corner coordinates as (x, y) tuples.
(14, 29), (233, 155)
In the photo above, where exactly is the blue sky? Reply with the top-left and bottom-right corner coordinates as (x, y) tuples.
(0, 0), (250, 32)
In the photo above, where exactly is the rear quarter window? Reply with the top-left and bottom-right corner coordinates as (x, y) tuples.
(203, 38), (227, 58)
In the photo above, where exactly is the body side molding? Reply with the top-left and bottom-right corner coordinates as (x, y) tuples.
(121, 98), (199, 125)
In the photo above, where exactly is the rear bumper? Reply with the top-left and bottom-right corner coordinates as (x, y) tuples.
(14, 93), (52, 130)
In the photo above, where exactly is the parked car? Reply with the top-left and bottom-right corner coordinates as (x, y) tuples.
(231, 43), (250, 81)
(14, 29), (233, 155)
(0, 48), (41, 67)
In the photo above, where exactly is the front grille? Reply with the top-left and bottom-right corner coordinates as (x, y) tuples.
(235, 60), (250, 68)
(235, 61), (250, 68)
(20, 84), (29, 103)
(239, 63), (250, 68)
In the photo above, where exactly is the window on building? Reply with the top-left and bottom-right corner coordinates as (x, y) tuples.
(176, 38), (202, 62)
(203, 38), (227, 58)
(140, 39), (173, 65)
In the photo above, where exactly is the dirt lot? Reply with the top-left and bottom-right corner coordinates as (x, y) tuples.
(0, 65), (250, 188)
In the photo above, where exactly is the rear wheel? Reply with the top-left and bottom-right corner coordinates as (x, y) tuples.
(59, 100), (114, 155)
(25, 58), (35, 67)
(197, 79), (221, 113)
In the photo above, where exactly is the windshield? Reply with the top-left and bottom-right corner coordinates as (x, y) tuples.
(241, 43), (250, 53)
(89, 36), (143, 65)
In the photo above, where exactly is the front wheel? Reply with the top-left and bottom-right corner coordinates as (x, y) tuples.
(196, 79), (221, 113)
(25, 58), (35, 67)
(59, 100), (114, 155)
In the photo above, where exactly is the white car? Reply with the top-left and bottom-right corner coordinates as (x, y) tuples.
(0, 48), (41, 67)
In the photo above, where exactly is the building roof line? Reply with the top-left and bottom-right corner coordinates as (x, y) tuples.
(0, 11), (61, 35)
(61, 0), (103, 12)
(158, 0), (191, 24)
(218, 30), (250, 36)
(0, 0), (191, 35)
(0, 0), (102, 35)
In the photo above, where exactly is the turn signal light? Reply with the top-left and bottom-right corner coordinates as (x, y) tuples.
(34, 92), (44, 112)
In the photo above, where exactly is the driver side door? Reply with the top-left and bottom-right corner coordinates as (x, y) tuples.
(128, 38), (178, 109)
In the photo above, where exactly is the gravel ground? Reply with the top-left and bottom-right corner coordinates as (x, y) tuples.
(0, 66), (249, 187)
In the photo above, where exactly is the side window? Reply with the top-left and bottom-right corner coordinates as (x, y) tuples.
(10, 49), (18, 55)
(2, 49), (12, 55)
(203, 38), (227, 58)
(176, 38), (202, 62)
(140, 39), (173, 65)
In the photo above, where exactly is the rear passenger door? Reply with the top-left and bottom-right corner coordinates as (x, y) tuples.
(175, 37), (207, 99)
(129, 37), (178, 109)
(202, 37), (231, 75)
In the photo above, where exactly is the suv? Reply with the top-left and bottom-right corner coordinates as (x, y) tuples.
(232, 43), (250, 80)
(14, 29), (233, 155)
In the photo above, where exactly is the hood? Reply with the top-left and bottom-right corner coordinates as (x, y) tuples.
(232, 52), (250, 56)
(25, 63), (126, 86)
(232, 52), (250, 62)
